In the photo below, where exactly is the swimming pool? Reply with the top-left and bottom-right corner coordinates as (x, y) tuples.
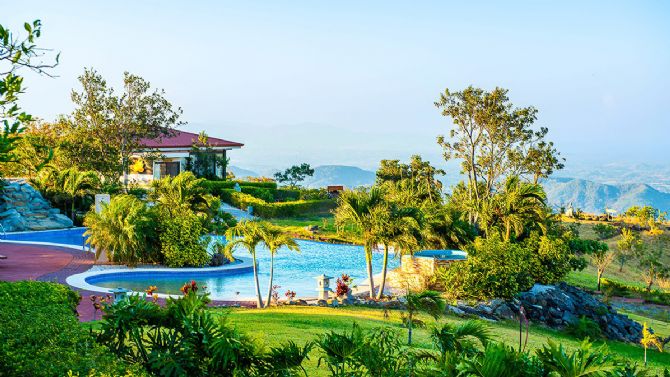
(4, 228), (399, 300)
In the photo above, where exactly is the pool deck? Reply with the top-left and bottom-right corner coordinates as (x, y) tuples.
(0, 242), (254, 321)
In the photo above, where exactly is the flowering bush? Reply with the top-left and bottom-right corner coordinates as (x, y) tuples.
(336, 274), (353, 297)
(285, 290), (297, 301)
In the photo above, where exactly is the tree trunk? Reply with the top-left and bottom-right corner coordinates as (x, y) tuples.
(366, 247), (375, 299)
(71, 199), (76, 222)
(407, 311), (413, 345)
(251, 250), (264, 308)
(597, 270), (603, 291)
(265, 252), (275, 308)
(644, 347), (647, 366)
(376, 245), (389, 300)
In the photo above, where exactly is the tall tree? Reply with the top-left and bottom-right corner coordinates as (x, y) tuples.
(334, 187), (385, 298)
(376, 155), (445, 204)
(273, 163), (314, 188)
(261, 225), (300, 307)
(225, 220), (268, 308)
(0, 20), (58, 176)
(590, 243), (614, 291)
(66, 69), (183, 184)
(616, 228), (642, 272)
(435, 86), (563, 223)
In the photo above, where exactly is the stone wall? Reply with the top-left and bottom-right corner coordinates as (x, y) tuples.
(0, 179), (73, 232)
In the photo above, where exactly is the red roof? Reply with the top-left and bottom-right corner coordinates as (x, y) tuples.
(140, 130), (243, 149)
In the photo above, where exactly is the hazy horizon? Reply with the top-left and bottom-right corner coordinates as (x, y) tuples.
(5, 1), (669, 172)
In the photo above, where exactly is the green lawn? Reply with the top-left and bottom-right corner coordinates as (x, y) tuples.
(211, 305), (670, 375)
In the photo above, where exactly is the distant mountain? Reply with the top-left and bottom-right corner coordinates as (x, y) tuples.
(229, 166), (259, 178)
(303, 165), (376, 188)
(542, 177), (670, 214)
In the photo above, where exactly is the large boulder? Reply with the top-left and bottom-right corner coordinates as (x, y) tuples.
(0, 179), (73, 232)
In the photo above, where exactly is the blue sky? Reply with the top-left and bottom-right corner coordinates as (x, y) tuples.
(5, 1), (670, 172)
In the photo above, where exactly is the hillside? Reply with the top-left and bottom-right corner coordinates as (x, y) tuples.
(302, 165), (376, 188)
(229, 166), (260, 178)
(543, 177), (670, 213)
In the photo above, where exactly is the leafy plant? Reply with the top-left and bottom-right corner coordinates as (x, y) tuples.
(565, 316), (602, 340)
(431, 320), (491, 358)
(536, 339), (616, 377)
(403, 289), (446, 345)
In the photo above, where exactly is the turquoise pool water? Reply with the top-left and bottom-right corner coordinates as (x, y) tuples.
(92, 239), (398, 300)
(4, 228), (398, 300)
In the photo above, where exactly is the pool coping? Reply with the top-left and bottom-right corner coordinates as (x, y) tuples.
(66, 257), (256, 300)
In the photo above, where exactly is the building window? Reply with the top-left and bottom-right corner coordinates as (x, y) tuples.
(157, 161), (180, 178)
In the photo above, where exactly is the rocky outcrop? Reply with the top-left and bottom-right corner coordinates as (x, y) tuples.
(0, 180), (73, 232)
(446, 283), (643, 343)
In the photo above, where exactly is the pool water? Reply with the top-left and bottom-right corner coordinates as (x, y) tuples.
(92, 239), (398, 300)
(3, 227), (88, 246)
(3, 228), (398, 300)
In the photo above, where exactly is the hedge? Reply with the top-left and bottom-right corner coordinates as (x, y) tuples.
(0, 281), (135, 376)
(202, 180), (277, 194)
(240, 186), (275, 202)
(230, 192), (336, 218)
(601, 278), (670, 306)
(275, 188), (300, 202)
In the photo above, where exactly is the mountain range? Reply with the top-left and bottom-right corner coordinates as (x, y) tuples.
(230, 165), (670, 213)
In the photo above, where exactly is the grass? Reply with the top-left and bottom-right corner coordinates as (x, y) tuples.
(268, 215), (362, 244)
(211, 305), (670, 375)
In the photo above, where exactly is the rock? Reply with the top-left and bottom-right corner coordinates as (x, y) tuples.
(447, 305), (466, 316)
(493, 303), (516, 320)
(316, 299), (328, 306)
(0, 180), (73, 232)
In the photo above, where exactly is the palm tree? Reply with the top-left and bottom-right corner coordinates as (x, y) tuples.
(495, 175), (547, 241)
(422, 203), (474, 249)
(431, 320), (491, 358)
(262, 225), (299, 308)
(47, 167), (100, 221)
(404, 289), (445, 345)
(150, 171), (214, 218)
(375, 203), (422, 299)
(84, 194), (156, 266)
(225, 220), (268, 308)
(334, 187), (386, 298)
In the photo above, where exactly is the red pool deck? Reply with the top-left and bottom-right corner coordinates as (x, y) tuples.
(0, 242), (253, 321)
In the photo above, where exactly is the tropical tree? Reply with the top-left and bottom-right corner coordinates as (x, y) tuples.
(492, 175), (547, 241)
(84, 195), (158, 265)
(334, 186), (386, 298)
(640, 323), (663, 366)
(403, 289), (445, 345)
(61, 168), (100, 221)
(1, 20), (58, 177)
(225, 220), (268, 308)
(261, 225), (300, 308)
(374, 202), (422, 300)
(273, 163), (314, 188)
(435, 86), (563, 224)
(150, 171), (218, 221)
(617, 228), (642, 272)
(590, 243), (614, 291)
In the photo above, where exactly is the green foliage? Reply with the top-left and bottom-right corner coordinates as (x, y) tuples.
(273, 162), (314, 188)
(240, 186), (275, 202)
(593, 223), (619, 240)
(185, 131), (228, 180)
(84, 195), (159, 266)
(525, 233), (576, 285)
(536, 339), (616, 377)
(431, 320), (491, 357)
(275, 188), (300, 202)
(159, 210), (210, 267)
(231, 191), (336, 218)
(440, 236), (535, 300)
(97, 290), (260, 376)
(0, 281), (133, 376)
(376, 155), (445, 204)
(0, 20), (58, 178)
(565, 316), (603, 340)
(34, 166), (100, 222)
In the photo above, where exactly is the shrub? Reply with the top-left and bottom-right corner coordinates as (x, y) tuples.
(230, 192), (336, 218)
(84, 195), (160, 266)
(202, 180), (277, 195)
(525, 234), (576, 284)
(275, 188), (300, 202)
(440, 236), (534, 300)
(298, 188), (330, 201)
(0, 281), (134, 376)
(566, 316), (602, 340)
(240, 186), (275, 202)
(159, 210), (210, 267)
(593, 223), (619, 240)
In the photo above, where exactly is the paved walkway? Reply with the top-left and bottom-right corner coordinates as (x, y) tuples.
(0, 242), (254, 321)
